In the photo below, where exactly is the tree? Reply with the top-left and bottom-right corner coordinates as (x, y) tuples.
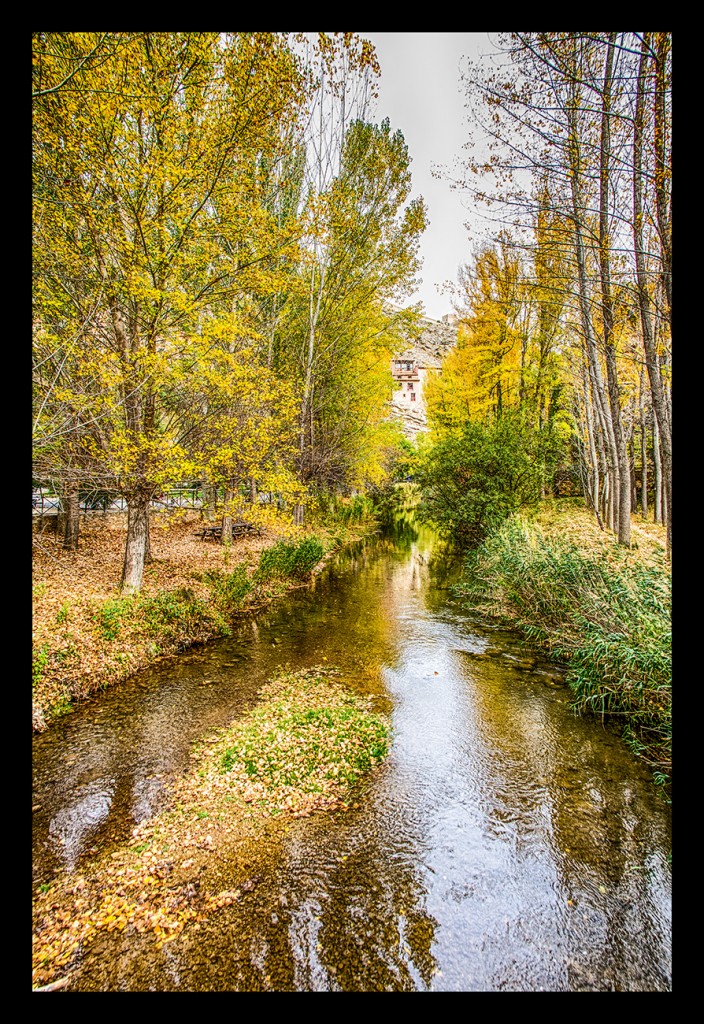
(417, 413), (563, 547)
(453, 32), (671, 554)
(33, 32), (309, 591)
(278, 113), (427, 502)
(426, 234), (524, 428)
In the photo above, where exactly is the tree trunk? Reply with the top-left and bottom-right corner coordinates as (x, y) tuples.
(640, 409), (648, 520)
(62, 478), (80, 551)
(203, 480), (216, 522)
(567, 66), (619, 539)
(653, 32), (672, 336)
(591, 371), (613, 532)
(221, 487), (234, 545)
(598, 32), (630, 546)
(653, 414), (662, 523)
(582, 361), (600, 519)
(634, 34), (672, 559)
(144, 509), (152, 564)
(121, 489), (150, 594)
(56, 491), (67, 539)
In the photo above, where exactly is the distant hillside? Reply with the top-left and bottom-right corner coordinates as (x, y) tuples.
(400, 312), (458, 368)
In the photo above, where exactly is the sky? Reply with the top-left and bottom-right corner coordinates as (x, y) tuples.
(361, 33), (499, 321)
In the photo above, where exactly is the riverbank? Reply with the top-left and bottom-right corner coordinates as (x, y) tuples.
(456, 498), (671, 784)
(32, 510), (379, 732)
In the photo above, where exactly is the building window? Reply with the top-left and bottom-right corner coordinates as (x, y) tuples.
(407, 383), (413, 391)
(410, 392), (416, 401)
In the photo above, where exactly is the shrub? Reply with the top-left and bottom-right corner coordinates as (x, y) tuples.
(204, 566), (252, 608)
(254, 536), (324, 583)
(416, 413), (566, 547)
(95, 597), (134, 641)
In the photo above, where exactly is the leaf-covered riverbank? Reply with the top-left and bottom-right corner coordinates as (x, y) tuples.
(32, 511), (377, 731)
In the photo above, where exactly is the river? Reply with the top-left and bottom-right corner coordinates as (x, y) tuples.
(32, 516), (672, 991)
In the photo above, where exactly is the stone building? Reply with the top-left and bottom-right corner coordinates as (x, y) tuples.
(390, 312), (458, 439)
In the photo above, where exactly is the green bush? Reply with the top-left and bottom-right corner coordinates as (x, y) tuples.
(416, 413), (566, 548)
(95, 596), (134, 641)
(254, 536), (324, 583)
(204, 566), (252, 608)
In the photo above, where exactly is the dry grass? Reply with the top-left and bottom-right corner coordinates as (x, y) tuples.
(527, 498), (669, 570)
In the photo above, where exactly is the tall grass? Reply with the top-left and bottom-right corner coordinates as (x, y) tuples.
(457, 516), (671, 782)
(253, 535), (325, 583)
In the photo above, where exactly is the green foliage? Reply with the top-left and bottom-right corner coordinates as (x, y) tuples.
(95, 597), (134, 641)
(369, 481), (419, 527)
(93, 585), (236, 648)
(139, 589), (196, 631)
(32, 644), (50, 689)
(278, 110), (427, 494)
(55, 602), (71, 625)
(219, 668), (390, 806)
(389, 437), (420, 482)
(50, 693), (74, 719)
(310, 490), (378, 528)
(204, 567), (252, 609)
(254, 536), (324, 583)
(417, 413), (565, 547)
(457, 515), (672, 778)
(340, 495), (375, 524)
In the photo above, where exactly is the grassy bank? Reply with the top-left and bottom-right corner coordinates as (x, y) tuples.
(32, 666), (391, 988)
(456, 499), (671, 785)
(32, 508), (379, 731)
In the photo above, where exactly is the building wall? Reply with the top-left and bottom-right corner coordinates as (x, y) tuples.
(391, 354), (426, 413)
(388, 311), (458, 439)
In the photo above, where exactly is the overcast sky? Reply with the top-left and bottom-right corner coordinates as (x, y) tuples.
(361, 32), (498, 321)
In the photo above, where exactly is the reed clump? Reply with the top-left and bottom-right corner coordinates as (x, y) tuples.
(457, 504), (671, 785)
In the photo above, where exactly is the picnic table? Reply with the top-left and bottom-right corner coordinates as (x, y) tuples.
(196, 521), (261, 541)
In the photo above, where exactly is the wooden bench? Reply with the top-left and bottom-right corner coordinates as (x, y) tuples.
(196, 521), (262, 541)
(198, 524), (222, 540)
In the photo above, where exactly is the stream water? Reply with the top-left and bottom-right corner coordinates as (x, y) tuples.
(32, 517), (672, 991)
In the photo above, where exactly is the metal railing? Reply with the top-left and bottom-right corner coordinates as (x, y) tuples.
(32, 488), (204, 516)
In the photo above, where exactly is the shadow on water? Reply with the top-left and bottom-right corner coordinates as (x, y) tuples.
(33, 512), (672, 991)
